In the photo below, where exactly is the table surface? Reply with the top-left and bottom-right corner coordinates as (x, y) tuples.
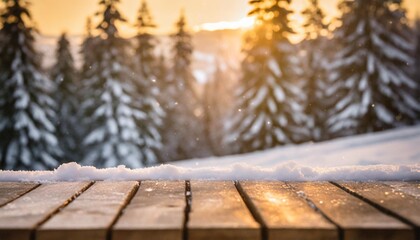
(0, 181), (419, 240)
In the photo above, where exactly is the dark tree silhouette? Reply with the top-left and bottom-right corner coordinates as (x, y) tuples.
(0, 0), (61, 170)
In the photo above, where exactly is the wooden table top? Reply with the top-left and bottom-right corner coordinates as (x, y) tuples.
(0, 181), (418, 240)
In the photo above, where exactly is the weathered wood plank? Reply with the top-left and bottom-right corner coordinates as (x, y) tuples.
(290, 182), (414, 240)
(338, 182), (420, 227)
(239, 181), (338, 240)
(0, 182), (91, 240)
(384, 182), (420, 199)
(37, 181), (138, 240)
(188, 181), (260, 240)
(113, 181), (186, 240)
(0, 182), (39, 207)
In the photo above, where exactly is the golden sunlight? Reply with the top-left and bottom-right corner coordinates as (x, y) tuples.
(27, 0), (420, 40)
(193, 17), (256, 32)
(27, 0), (420, 37)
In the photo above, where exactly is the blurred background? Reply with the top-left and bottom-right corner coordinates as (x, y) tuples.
(0, 0), (419, 170)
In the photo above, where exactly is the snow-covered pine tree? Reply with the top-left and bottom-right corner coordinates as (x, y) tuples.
(161, 12), (208, 161)
(0, 0), (61, 170)
(328, 0), (420, 137)
(225, 0), (307, 154)
(301, 0), (329, 142)
(80, 0), (160, 168)
(415, 19), (420, 107)
(155, 52), (168, 91)
(135, 0), (157, 79)
(80, 17), (99, 82)
(78, 17), (101, 154)
(269, 1), (309, 144)
(203, 60), (232, 156)
(50, 33), (79, 163)
(133, 0), (165, 164)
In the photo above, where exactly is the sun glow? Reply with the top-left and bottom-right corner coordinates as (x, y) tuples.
(193, 17), (256, 32)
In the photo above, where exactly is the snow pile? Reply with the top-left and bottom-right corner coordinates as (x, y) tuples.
(0, 162), (419, 182)
(0, 126), (419, 182)
(177, 125), (420, 168)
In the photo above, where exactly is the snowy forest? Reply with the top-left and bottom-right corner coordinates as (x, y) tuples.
(0, 0), (419, 170)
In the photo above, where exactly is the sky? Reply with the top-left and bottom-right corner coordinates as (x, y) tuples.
(30, 0), (420, 37)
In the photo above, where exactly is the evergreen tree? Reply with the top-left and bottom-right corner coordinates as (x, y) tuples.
(0, 0), (61, 170)
(301, 0), (329, 141)
(80, 17), (98, 80)
(51, 33), (79, 162)
(135, 0), (157, 79)
(133, 0), (165, 164)
(161, 12), (208, 161)
(78, 17), (101, 154)
(155, 52), (170, 127)
(225, 0), (307, 154)
(80, 0), (161, 168)
(155, 52), (168, 91)
(203, 60), (232, 156)
(415, 19), (420, 105)
(328, 0), (420, 137)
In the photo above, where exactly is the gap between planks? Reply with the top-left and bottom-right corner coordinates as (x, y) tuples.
(183, 181), (192, 240)
(107, 181), (140, 240)
(0, 182), (93, 240)
(332, 181), (420, 240)
(0, 182), (40, 208)
(291, 182), (415, 240)
(285, 182), (344, 240)
(187, 181), (260, 240)
(1, 181), (419, 240)
(235, 181), (268, 240)
(37, 181), (139, 240)
(112, 181), (186, 240)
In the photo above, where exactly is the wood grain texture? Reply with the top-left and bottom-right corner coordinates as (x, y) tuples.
(0, 182), (39, 207)
(188, 181), (260, 240)
(384, 182), (420, 199)
(290, 182), (414, 240)
(37, 181), (138, 240)
(113, 181), (186, 240)
(0, 182), (91, 240)
(338, 182), (420, 227)
(239, 181), (338, 240)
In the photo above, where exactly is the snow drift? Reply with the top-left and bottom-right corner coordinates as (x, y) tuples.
(0, 126), (419, 182)
(0, 162), (419, 182)
(177, 125), (420, 168)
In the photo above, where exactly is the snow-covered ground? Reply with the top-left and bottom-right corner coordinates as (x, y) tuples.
(0, 126), (419, 182)
(177, 125), (420, 168)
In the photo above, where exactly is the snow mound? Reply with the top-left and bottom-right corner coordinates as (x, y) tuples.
(0, 162), (419, 182)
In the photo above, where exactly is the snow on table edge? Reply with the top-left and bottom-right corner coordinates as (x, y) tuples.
(0, 162), (419, 182)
